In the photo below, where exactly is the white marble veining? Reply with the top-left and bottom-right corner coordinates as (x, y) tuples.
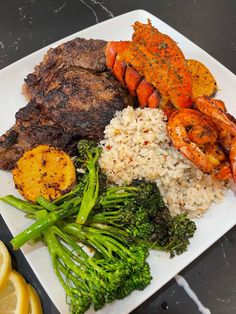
(90, 0), (114, 18)
(79, 0), (114, 23)
(54, 1), (67, 13)
(175, 274), (211, 314)
(216, 297), (231, 304)
(18, 6), (26, 21)
(220, 242), (229, 267)
(1, 0), (114, 59)
(18, 5), (34, 35)
(80, 0), (99, 23)
(10, 38), (21, 51)
(25, 0), (38, 3)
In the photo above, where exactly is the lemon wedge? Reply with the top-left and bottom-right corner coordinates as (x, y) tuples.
(0, 270), (29, 314)
(0, 240), (11, 291)
(27, 284), (43, 314)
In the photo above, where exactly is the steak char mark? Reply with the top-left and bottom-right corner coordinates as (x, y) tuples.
(0, 38), (133, 170)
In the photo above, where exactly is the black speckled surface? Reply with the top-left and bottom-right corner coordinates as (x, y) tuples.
(0, 1), (236, 313)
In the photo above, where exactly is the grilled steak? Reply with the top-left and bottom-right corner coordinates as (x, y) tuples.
(23, 38), (108, 101)
(0, 38), (133, 170)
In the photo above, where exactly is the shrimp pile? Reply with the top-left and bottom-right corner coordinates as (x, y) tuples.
(167, 96), (236, 182)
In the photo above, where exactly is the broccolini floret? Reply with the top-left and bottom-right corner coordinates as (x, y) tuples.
(161, 213), (197, 258)
(89, 180), (196, 257)
(1, 141), (197, 314)
(44, 223), (151, 313)
(74, 140), (102, 224)
(99, 180), (166, 215)
(63, 223), (152, 301)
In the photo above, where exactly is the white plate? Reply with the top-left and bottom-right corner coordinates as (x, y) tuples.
(0, 9), (236, 314)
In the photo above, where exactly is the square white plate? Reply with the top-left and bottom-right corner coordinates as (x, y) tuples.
(0, 9), (236, 314)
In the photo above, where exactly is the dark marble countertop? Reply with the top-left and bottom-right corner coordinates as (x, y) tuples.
(0, 1), (235, 313)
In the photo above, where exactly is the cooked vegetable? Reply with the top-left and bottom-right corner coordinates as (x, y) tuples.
(1, 141), (197, 313)
(2, 187), (83, 250)
(3, 178), (196, 257)
(12, 145), (76, 202)
(74, 140), (102, 224)
(99, 180), (166, 215)
(45, 224), (151, 313)
(89, 180), (196, 257)
(187, 59), (217, 100)
(157, 213), (197, 257)
(94, 181), (166, 241)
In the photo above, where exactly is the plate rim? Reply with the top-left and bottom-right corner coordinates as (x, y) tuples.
(0, 8), (236, 314)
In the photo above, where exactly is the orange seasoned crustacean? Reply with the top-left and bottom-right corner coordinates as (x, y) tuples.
(195, 96), (236, 137)
(195, 96), (236, 155)
(106, 20), (192, 110)
(106, 20), (236, 182)
(195, 96), (236, 181)
(167, 96), (236, 182)
(167, 109), (222, 173)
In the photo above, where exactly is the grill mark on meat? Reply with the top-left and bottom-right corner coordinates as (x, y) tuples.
(23, 38), (108, 101)
(0, 38), (134, 170)
(1, 130), (18, 148)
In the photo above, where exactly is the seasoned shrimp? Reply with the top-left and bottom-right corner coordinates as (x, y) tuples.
(201, 143), (226, 167)
(230, 137), (236, 181)
(195, 96), (236, 136)
(212, 162), (232, 181)
(202, 144), (231, 180)
(202, 97), (236, 153)
(167, 109), (219, 173)
(170, 109), (218, 145)
(217, 125), (234, 153)
(195, 96), (236, 182)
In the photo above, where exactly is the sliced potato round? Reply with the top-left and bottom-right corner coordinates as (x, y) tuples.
(12, 145), (76, 202)
(187, 59), (217, 100)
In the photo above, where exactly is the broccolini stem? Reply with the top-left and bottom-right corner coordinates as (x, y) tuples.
(52, 225), (88, 261)
(11, 206), (72, 250)
(88, 223), (129, 238)
(64, 223), (131, 259)
(99, 187), (137, 207)
(36, 196), (57, 211)
(76, 158), (99, 224)
(87, 210), (121, 223)
(0, 195), (42, 214)
(105, 186), (137, 195)
(44, 226), (91, 279)
(53, 182), (84, 205)
(25, 213), (37, 219)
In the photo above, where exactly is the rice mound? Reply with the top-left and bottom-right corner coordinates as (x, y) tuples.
(99, 106), (228, 218)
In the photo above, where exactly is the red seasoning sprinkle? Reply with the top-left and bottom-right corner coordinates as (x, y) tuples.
(106, 145), (112, 150)
(144, 141), (149, 145)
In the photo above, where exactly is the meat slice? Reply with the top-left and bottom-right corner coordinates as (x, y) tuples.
(0, 38), (133, 170)
(23, 38), (108, 101)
